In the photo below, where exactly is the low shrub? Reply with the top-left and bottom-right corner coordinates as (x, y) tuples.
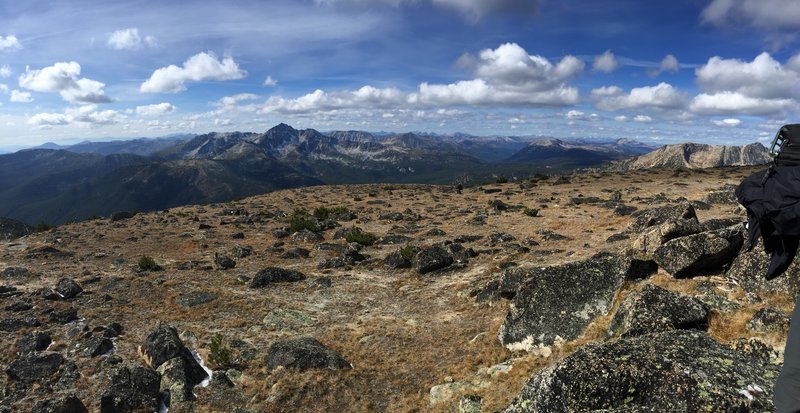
(345, 226), (377, 246)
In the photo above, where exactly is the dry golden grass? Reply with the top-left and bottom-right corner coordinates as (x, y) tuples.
(0, 165), (789, 412)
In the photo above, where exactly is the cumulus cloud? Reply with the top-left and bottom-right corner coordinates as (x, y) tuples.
(263, 76), (278, 86)
(689, 92), (795, 116)
(690, 52), (800, 115)
(590, 82), (686, 111)
(565, 110), (598, 121)
(27, 105), (126, 128)
(633, 115), (652, 122)
(9, 90), (32, 103)
(0, 35), (22, 52)
(140, 52), (247, 93)
(136, 102), (175, 116)
(216, 93), (260, 113)
(593, 50), (619, 73)
(702, 0), (800, 29)
(107, 28), (157, 50)
(261, 43), (583, 114)
(712, 118), (742, 127)
(0, 65), (10, 78)
(315, 0), (541, 21)
(18, 61), (111, 103)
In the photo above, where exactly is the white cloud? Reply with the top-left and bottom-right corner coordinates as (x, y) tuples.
(0, 35), (22, 52)
(263, 75), (278, 86)
(590, 82), (686, 111)
(614, 115), (628, 122)
(262, 43), (582, 114)
(712, 118), (742, 127)
(0, 65), (10, 78)
(660, 55), (680, 73)
(565, 110), (599, 121)
(18, 61), (111, 103)
(9, 90), (32, 103)
(107, 28), (157, 50)
(633, 115), (652, 123)
(690, 52), (800, 115)
(702, 0), (800, 29)
(593, 50), (619, 73)
(696, 52), (798, 99)
(27, 105), (126, 128)
(689, 92), (796, 116)
(214, 118), (233, 126)
(0, 84), (7, 94)
(136, 102), (176, 116)
(140, 52), (247, 93)
(27, 112), (69, 127)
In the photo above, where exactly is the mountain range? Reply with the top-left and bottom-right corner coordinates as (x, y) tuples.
(0, 123), (765, 225)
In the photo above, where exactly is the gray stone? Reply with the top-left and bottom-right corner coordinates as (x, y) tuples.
(415, 245), (454, 274)
(503, 330), (776, 413)
(384, 250), (412, 269)
(459, 394), (482, 413)
(609, 284), (709, 338)
(6, 351), (64, 383)
(100, 364), (161, 413)
(727, 240), (800, 295)
(249, 267), (306, 288)
(157, 353), (209, 402)
(627, 203), (698, 233)
(55, 278), (83, 299)
(49, 308), (78, 324)
(32, 394), (88, 413)
(175, 291), (219, 308)
(83, 336), (114, 357)
(498, 253), (633, 351)
(17, 331), (52, 353)
(653, 225), (744, 278)
(0, 316), (41, 331)
(747, 307), (790, 334)
(631, 219), (701, 259)
(214, 253), (235, 270)
(267, 337), (351, 370)
(291, 229), (324, 242)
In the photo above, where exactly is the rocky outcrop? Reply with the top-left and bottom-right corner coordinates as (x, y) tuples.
(100, 364), (161, 413)
(610, 142), (770, 171)
(653, 225), (744, 278)
(626, 203), (697, 233)
(727, 241), (800, 295)
(503, 330), (777, 412)
(608, 284), (709, 338)
(6, 352), (64, 383)
(139, 325), (208, 402)
(631, 218), (701, 258)
(249, 267), (306, 288)
(497, 253), (639, 352)
(0, 216), (33, 241)
(32, 394), (88, 413)
(415, 245), (454, 274)
(266, 337), (351, 370)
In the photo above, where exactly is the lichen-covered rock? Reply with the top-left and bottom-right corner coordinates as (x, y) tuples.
(55, 278), (83, 299)
(414, 245), (454, 274)
(291, 229), (323, 242)
(100, 364), (161, 413)
(6, 352), (64, 383)
(747, 307), (790, 334)
(384, 250), (412, 269)
(627, 203), (698, 233)
(266, 337), (351, 370)
(653, 225), (744, 278)
(731, 337), (781, 365)
(727, 241), (800, 295)
(32, 394), (88, 413)
(157, 353), (209, 402)
(631, 219), (701, 259)
(17, 331), (52, 353)
(249, 267), (306, 288)
(608, 284), (709, 338)
(497, 252), (633, 351)
(214, 253), (235, 270)
(503, 330), (777, 412)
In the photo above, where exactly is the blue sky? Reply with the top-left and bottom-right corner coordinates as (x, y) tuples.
(0, 0), (799, 148)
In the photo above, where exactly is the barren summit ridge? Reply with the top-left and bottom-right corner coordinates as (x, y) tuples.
(0, 165), (793, 412)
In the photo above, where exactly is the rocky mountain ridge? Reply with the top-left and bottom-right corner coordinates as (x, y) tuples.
(609, 142), (770, 171)
(0, 165), (793, 412)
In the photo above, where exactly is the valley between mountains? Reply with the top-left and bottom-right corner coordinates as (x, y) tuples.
(0, 164), (793, 412)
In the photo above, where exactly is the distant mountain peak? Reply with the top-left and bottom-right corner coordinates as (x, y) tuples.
(609, 142), (770, 171)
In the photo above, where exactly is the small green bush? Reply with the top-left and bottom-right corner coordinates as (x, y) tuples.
(495, 176), (509, 184)
(36, 222), (54, 232)
(313, 206), (350, 221)
(208, 334), (232, 370)
(138, 255), (160, 271)
(345, 226), (377, 246)
(400, 244), (418, 261)
(289, 208), (320, 233)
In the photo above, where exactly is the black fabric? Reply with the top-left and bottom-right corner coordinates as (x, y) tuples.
(736, 165), (800, 279)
